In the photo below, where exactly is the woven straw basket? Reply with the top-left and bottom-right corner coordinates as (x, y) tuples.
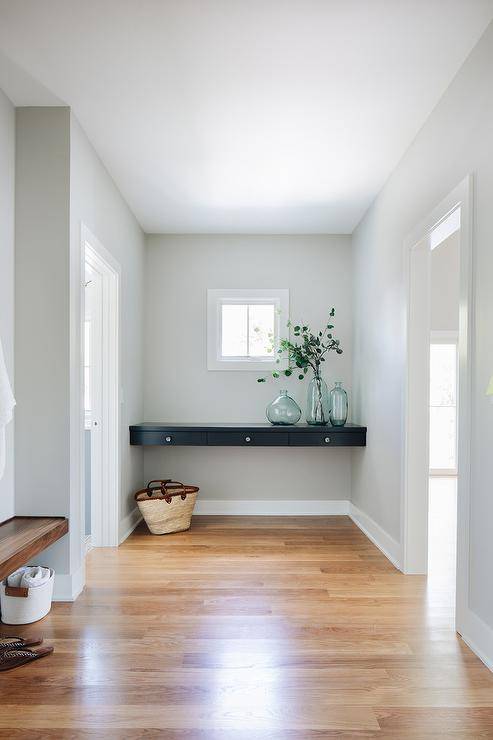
(135, 480), (199, 535)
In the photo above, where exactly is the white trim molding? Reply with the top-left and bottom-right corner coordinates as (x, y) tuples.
(119, 507), (143, 544)
(402, 177), (473, 597)
(349, 503), (402, 570)
(459, 608), (493, 673)
(52, 562), (85, 602)
(82, 224), (121, 549)
(194, 499), (350, 516)
(207, 288), (289, 371)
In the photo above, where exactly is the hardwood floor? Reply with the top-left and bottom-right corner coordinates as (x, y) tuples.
(1, 515), (493, 738)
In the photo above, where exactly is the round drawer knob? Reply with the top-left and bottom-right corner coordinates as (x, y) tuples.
(245, 436), (251, 443)
(324, 436), (331, 444)
(165, 436), (172, 443)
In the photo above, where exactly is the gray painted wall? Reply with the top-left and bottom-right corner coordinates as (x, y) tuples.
(351, 22), (493, 639)
(0, 87), (15, 522)
(70, 115), (145, 540)
(14, 108), (145, 593)
(15, 107), (71, 578)
(144, 234), (353, 501)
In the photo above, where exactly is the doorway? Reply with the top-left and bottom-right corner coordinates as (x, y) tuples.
(402, 176), (472, 636)
(428, 260), (459, 594)
(82, 225), (120, 549)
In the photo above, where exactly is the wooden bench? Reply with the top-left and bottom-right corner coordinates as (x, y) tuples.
(0, 517), (69, 582)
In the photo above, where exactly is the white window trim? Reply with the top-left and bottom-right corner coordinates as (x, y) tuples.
(207, 288), (289, 371)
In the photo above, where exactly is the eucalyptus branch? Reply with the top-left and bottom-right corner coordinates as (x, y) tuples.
(257, 307), (343, 383)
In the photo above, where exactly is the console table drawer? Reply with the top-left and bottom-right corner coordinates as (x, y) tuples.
(289, 431), (365, 447)
(207, 431), (289, 446)
(130, 423), (367, 447)
(131, 430), (207, 446)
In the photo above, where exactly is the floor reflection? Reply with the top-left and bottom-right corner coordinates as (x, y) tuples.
(427, 476), (457, 606)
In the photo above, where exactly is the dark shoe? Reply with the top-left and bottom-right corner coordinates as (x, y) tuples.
(0, 646), (53, 671)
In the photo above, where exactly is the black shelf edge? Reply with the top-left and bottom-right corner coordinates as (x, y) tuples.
(129, 423), (367, 447)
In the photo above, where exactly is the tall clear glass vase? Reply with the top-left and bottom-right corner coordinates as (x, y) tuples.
(329, 381), (348, 426)
(306, 374), (330, 425)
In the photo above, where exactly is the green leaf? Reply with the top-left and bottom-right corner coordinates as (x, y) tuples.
(272, 371), (280, 378)
(284, 369), (292, 377)
(298, 374), (304, 380)
(294, 325), (300, 332)
(257, 378), (266, 383)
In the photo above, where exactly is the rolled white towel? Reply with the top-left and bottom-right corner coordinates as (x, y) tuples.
(20, 566), (51, 589)
(7, 566), (27, 587)
(7, 566), (52, 589)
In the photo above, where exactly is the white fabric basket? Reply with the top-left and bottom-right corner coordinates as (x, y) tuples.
(0, 568), (55, 624)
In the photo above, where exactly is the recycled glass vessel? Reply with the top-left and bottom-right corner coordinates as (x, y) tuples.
(306, 374), (330, 425)
(266, 390), (301, 425)
(329, 381), (348, 426)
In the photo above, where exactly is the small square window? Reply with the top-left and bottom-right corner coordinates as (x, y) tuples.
(207, 289), (289, 371)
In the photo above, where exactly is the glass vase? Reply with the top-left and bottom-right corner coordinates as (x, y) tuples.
(266, 390), (301, 425)
(306, 374), (330, 425)
(329, 381), (348, 426)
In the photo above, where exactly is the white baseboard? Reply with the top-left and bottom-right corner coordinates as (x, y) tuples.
(459, 607), (493, 673)
(119, 506), (143, 544)
(52, 561), (85, 602)
(194, 499), (350, 516)
(349, 502), (402, 570)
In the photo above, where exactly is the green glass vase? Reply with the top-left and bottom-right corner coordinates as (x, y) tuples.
(266, 390), (301, 425)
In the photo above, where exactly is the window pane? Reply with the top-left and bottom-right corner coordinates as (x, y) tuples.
(430, 344), (456, 406)
(429, 406), (456, 470)
(248, 304), (275, 357)
(84, 366), (91, 413)
(221, 304), (247, 356)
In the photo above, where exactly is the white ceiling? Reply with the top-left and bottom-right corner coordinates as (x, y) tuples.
(0, 1), (492, 234)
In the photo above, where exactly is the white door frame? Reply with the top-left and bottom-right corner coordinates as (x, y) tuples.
(82, 224), (121, 548)
(402, 175), (473, 634)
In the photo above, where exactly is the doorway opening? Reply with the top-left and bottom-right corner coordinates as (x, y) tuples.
(403, 176), (472, 636)
(82, 225), (120, 549)
(428, 232), (459, 589)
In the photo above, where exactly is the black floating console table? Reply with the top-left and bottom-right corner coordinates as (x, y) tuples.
(129, 423), (366, 447)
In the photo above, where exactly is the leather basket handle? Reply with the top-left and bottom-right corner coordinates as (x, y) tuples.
(145, 479), (171, 497)
(5, 585), (29, 598)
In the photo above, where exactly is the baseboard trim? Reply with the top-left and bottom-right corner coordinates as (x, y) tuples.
(459, 608), (493, 673)
(119, 506), (143, 544)
(194, 499), (350, 516)
(349, 502), (402, 571)
(52, 562), (85, 602)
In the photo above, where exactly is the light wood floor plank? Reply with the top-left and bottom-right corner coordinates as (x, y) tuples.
(0, 515), (492, 736)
